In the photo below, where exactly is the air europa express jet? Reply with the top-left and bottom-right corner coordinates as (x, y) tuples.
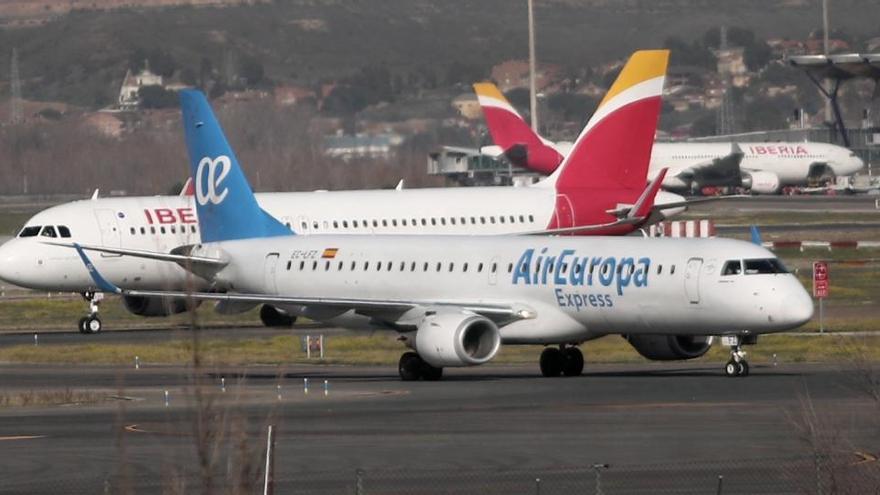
(65, 87), (815, 380)
(474, 82), (864, 193)
(1, 50), (698, 333)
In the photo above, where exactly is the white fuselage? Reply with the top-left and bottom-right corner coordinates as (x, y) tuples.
(553, 141), (864, 189)
(201, 235), (813, 343)
(0, 187), (686, 292)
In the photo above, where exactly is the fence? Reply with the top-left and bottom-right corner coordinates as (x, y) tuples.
(5, 455), (879, 494)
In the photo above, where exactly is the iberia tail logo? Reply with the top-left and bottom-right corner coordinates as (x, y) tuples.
(550, 50), (669, 192)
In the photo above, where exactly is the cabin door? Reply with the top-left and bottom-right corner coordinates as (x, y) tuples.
(264, 253), (280, 294)
(684, 257), (703, 304)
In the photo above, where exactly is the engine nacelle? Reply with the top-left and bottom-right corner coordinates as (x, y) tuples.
(122, 295), (198, 317)
(742, 171), (780, 194)
(625, 335), (713, 361)
(412, 311), (501, 367)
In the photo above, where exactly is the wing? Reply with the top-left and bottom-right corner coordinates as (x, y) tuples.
(669, 143), (745, 187)
(71, 244), (535, 327)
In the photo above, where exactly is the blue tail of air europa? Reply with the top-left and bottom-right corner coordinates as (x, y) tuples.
(179, 89), (292, 243)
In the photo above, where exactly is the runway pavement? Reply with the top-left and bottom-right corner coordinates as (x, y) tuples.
(0, 361), (878, 494)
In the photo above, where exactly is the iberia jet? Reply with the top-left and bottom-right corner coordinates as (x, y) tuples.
(65, 87), (815, 380)
(473, 82), (864, 193)
(1, 50), (689, 333)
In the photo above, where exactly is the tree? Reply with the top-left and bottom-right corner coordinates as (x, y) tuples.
(239, 56), (265, 86)
(138, 85), (177, 109)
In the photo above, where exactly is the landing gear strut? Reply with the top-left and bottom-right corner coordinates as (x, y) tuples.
(724, 338), (750, 377)
(540, 346), (584, 377)
(398, 352), (443, 381)
(78, 291), (103, 334)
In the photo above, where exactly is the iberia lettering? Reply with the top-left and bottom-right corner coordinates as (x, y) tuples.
(748, 145), (807, 155)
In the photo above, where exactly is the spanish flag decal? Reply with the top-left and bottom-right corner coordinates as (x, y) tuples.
(321, 248), (339, 259)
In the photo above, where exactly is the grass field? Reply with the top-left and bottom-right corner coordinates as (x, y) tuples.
(1, 331), (879, 367)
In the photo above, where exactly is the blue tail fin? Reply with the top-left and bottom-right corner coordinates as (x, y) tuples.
(749, 225), (763, 246)
(179, 89), (291, 243)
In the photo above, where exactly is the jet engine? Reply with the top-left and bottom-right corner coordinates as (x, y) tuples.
(742, 171), (780, 194)
(625, 335), (713, 361)
(411, 311), (501, 367)
(122, 295), (198, 317)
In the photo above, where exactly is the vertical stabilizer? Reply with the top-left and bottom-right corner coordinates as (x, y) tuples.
(179, 89), (291, 243)
(545, 50), (669, 191)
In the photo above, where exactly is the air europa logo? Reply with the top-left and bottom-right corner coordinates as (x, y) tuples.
(512, 248), (650, 295)
(195, 155), (232, 206)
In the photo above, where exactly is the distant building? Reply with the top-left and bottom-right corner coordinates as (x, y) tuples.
(490, 60), (560, 92)
(323, 133), (402, 161)
(118, 61), (163, 110)
(274, 85), (316, 106)
(427, 146), (538, 187)
(451, 93), (481, 120)
(715, 47), (750, 87)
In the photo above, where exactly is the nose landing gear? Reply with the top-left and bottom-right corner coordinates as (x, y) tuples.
(78, 291), (103, 334)
(723, 337), (750, 377)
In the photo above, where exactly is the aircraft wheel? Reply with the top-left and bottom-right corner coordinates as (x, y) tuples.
(562, 347), (584, 377)
(84, 316), (102, 334)
(724, 360), (739, 377)
(539, 347), (564, 377)
(421, 363), (444, 381)
(737, 360), (750, 377)
(78, 316), (89, 334)
(259, 305), (295, 327)
(398, 352), (424, 381)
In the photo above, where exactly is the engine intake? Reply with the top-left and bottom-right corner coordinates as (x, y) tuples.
(413, 311), (501, 368)
(122, 295), (197, 317)
(625, 335), (713, 361)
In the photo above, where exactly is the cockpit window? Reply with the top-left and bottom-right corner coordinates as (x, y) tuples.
(722, 260), (742, 276)
(58, 226), (71, 238)
(18, 226), (41, 237)
(744, 258), (788, 275)
(40, 226), (58, 238)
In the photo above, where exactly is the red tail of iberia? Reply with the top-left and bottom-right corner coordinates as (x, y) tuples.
(544, 49), (669, 191)
(473, 82), (563, 174)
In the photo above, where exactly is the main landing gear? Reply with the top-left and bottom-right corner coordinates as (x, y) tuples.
(78, 291), (103, 334)
(259, 305), (296, 327)
(724, 337), (750, 377)
(539, 346), (584, 377)
(398, 352), (443, 381)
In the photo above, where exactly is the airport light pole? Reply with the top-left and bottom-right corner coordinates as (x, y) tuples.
(528, 0), (538, 133)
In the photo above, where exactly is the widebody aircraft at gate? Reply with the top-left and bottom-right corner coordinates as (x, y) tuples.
(1, 50), (703, 333)
(64, 88), (814, 380)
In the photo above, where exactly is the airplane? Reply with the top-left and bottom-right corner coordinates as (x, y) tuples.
(473, 82), (865, 194)
(62, 87), (815, 380)
(0, 50), (697, 333)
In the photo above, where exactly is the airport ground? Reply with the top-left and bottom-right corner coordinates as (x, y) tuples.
(0, 195), (878, 493)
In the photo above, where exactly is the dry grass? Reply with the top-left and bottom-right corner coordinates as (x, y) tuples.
(0, 388), (105, 408)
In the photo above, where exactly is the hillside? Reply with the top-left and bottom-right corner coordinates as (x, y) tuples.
(0, 0), (878, 107)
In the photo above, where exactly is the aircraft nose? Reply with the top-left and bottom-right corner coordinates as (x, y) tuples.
(781, 287), (814, 328)
(0, 239), (23, 285)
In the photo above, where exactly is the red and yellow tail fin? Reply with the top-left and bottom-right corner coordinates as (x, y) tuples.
(473, 82), (561, 174)
(547, 50), (669, 191)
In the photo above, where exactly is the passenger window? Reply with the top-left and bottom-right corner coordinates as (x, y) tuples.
(382, 220), (388, 227)
(507, 263), (513, 273)
(392, 219), (398, 227)
(490, 217), (496, 224)
(431, 218), (437, 226)
(342, 221), (348, 228)
(499, 216), (505, 224)
(140, 227), (146, 235)
(300, 261), (305, 270)
(528, 215), (535, 222)
(657, 265), (663, 275)
(312, 261), (318, 270)
(478, 263), (484, 272)
(519, 215), (525, 223)
(509, 215), (515, 223)
(402, 219), (407, 227)
(313, 221), (319, 229)
(338, 261), (343, 270)
(441, 218), (446, 226)
(130, 227), (136, 235)
(286, 261), (292, 271)
(386, 261), (392, 271)
(421, 219), (427, 226)
(373, 220), (379, 228)
(491, 263), (497, 273)
(670, 265), (676, 275)
(450, 217), (456, 225)
(460, 217), (466, 224)
(18, 226), (41, 237)
(191, 225), (197, 233)
(160, 227), (166, 234)
(302, 222), (308, 230)
(171, 225), (176, 234)
(722, 260), (742, 276)
(333, 221), (339, 228)
(470, 217), (476, 224)
(480, 217), (486, 224)
(40, 226), (57, 238)
(364, 261), (370, 270)
(410, 262), (416, 271)
(399, 261), (405, 271)
(350, 261), (356, 270)
(463, 263), (469, 272)
(423, 262), (428, 271)
(436, 262), (441, 272)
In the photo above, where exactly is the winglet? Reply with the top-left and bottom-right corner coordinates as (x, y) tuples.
(73, 243), (122, 294)
(629, 168), (669, 220)
(750, 225), (763, 246)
